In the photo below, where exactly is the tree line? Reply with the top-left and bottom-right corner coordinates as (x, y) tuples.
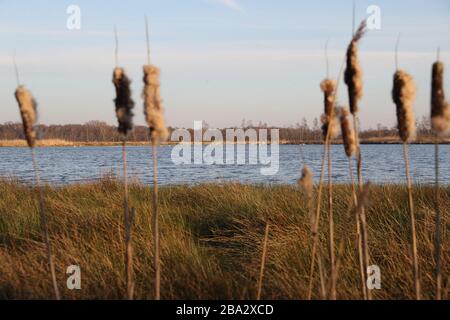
(0, 116), (434, 143)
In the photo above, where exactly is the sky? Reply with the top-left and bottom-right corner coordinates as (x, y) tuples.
(0, 0), (449, 130)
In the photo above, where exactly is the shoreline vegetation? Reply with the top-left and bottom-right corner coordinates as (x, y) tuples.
(1, 137), (449, 147)
(0, 179), (448, 299)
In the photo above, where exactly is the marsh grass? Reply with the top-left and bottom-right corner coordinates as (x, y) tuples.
(0, 179), (448, 300)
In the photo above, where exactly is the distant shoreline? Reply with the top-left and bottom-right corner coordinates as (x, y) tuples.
(0, 138), (449, 147)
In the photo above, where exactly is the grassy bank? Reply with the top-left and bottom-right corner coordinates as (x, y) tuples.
(0, 179), (448, 300)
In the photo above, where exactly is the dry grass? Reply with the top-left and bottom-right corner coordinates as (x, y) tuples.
(0, 140), (76, 147)
(0, 179), (448, 300)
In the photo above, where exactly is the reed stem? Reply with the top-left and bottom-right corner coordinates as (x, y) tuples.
(434, 139), (442, 300)
(257, 222), (270, 300)
(352, 114), (371, 300)
(348, 159), (366, 299)
(122, 140), (134, 300)
(307, 136), (328, 300)
(402, 142), (421, 300)
(327, 142), (336, 300)
(31, 148), (60, 300)
(317, 247), (326, 299)
(359, 194), (371, 300)
(308, 54), (346, 300)
(152, 141), (161, 300)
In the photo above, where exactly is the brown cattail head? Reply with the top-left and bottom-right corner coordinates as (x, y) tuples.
(321, 110), (339, 141)
(392, 70), (416, 142)
(299, 164), (314, 199)
(320, 78), (336, 117)
(15, 85), (37, 148)
(431, 62), (450, 135)
(298, 165), (314, 228)
(338, 107), (357, 157)
(344, 20), (366, 115)
(143, 65), (169, 142)
(113, 67), (134, 136)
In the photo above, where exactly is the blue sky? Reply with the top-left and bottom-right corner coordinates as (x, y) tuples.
(1, 0), (449, 129)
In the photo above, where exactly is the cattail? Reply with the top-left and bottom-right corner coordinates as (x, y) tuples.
(15, 86), (37, 148)
(113, 67), (134, 136)
(392, 70), (416, 142)
(14, 85), (60, 300)
(320, 112), (339, 141)
(143, 65), (169, 142)
(343, 20), (368, 300)
(338, 105), (366, 299)
(299, 165), (314, 200)
(142, 19), (168, 300)
(338, 107), (357, 158)
(320, 79), (337, 141)
(320, 79), (336, 117)
(344, 21), (366, 115)
(393, 68), (421, 299)
(113, 65), (135, 300)
(299, 165), (314, 229)
(318, 77), (339, 299)
(431, 60), (448, 300)
(431, 62), (450, 135)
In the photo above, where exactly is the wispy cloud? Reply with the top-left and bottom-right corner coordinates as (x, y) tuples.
(209, 0), (243, 12)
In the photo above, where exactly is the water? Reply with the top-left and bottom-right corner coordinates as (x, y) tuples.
(0, 144), (448, 185)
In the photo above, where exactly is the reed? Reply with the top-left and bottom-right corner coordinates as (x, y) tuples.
(344, 21), (365, 116)
(344, 20), (366, 188)
(338, 106), (366, 299)
(14, 85), (60, 300)
(430, 57), (449, 300)
(431, 61), (449, 135)
(299, 165), (326, 299)
(143, 18), (169, 300)
(256, 222), (270, 300)
(320, 81), (339, 299)
(308, 54), (348, 300)
(306, 138), (328, 300)
(112, 65), (136, 300)
(299, 165), (314, 209)
(310, 77), (339, 300)
(326, 131), (336, 300)
(344, 20), (371, 300)
(392, 69), (421, 300)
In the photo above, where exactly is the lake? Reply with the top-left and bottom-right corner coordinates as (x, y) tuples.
(0, 144), (448, 185)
